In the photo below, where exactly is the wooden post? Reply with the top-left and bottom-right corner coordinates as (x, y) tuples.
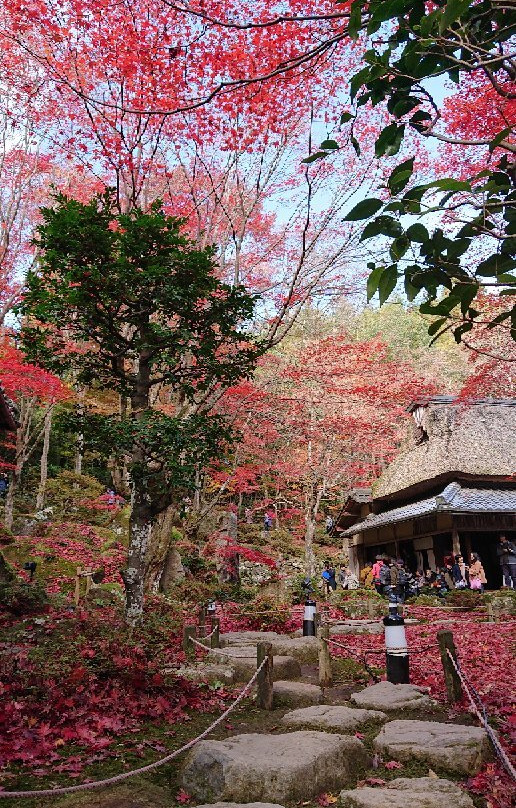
(74, 566), (82, 607)
(210, 617), (220, 648)
(437, 630), (462, 703)
(486, 602), (496, 623)
(85, 574), (92, 599)
(314, 610), (321, 631)
(256, 642), (273, 710)
(367, 599), (376, 619)
(318, 623), (333, 689)
(183, 625), (197, 661)
(198, 605), (206, 636)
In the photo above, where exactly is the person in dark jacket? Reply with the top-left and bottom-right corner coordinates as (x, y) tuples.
(497, 535), (516, 588)
(452, 554), (469, 588)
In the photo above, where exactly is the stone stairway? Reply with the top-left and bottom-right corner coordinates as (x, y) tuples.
(180, 630), (491, 808)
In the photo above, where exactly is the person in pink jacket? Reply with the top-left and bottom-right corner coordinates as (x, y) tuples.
(469, 553), (487, 592)
(371, 555), (384, 594)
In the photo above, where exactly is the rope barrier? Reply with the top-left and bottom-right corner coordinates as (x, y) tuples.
(445, 649), (516, 782)
(190, 636), (213, 650)
(0, 659), (268, 799)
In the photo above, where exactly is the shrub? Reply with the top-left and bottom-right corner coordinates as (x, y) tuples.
(239, 594), (291, 631)
(0, 580), (48, 615)
(445, 588), (484, 609)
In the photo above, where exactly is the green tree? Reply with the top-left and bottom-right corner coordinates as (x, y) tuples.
(20, 193), (260, 622)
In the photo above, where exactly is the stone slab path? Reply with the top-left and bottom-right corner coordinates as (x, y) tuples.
(208, 647), (301, 682)
(340, 777), (475, 808)
(281, 704), (388, 731)
(373, 719), (491, 775)
(186, 629), (490, 808)
(350, 681), (435, 711)
(182, 731), (368, 803)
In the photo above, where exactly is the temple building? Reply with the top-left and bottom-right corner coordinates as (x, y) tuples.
(334, 397), (516, 588)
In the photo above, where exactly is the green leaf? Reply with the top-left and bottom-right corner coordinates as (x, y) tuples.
(378, 265), (399, 304)
(302, 151), (329, 164)
(340, 111), (354, 125)
(361, 215), (403, 240)
(488, 127), (511, 153)
(366, 265), (384, 301)
(477, 253), (516, 277)
(427, 317), (448, 336)
(439, 0), (470, 33)
(375, 123), (405, 157)
(387, 157), (414, 194)
(406, 223), (429, 243)
(319, 139), (339, 151)
(344, 198), (384, 221)
(348, 0), (363, 40)
(350, 135), (361, 156)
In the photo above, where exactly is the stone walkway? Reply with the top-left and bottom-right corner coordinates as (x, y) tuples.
(182, 629), (490, 808)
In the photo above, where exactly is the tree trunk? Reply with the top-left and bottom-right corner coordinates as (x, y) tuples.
(4, 467), (21, 532)
(4, 398), (34, 531)
(216, 509), (240, 584)
(144, 504), (180, 593)
(121, 353), (153, 624)
(36, 404), (53, 511)
(304, 515), (316, 578)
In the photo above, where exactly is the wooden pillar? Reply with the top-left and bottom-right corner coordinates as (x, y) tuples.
(452, 528), (461, 557)
(437, 630), (462, 703)
(318, 624), (333, 689)
(183, 626), (196, 661)
(210, 617), (220, 648)
(256, 642), (273, 710)
(463, 534), (472, 563)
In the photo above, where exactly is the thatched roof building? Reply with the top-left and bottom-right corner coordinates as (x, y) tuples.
(334, 397), (516, 589)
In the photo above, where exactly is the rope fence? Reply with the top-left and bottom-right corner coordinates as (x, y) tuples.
(445, 649), (516, 782)
(321, 626), (515, 782)
(0, 655), (268, 799)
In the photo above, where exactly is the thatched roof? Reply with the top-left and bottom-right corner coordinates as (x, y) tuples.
(373, 398), (516, 500)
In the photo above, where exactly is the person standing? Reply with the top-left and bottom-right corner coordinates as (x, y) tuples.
(496, 535), (516, 588)
(452, 554), (469, 588)
(328, 564), (337, 592)
(371, 555), (384, 594)
(469, 553), (487, 592)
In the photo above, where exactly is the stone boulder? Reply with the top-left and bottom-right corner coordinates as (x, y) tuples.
(331, 623), (383, 636)
(373, 720), (491, 775)
(219, 631), (281, 647)
(339, 777), (475, 808)
(208, 647), (301, 682)
(273, 681), (325, 708)
(351, 682), (434, 712)
(195, 804), (285, 808)
(281, 705), (388, 733)
(219, 633), (319, 662)
(182, 731), (369, 803)
(177, 664), (236, 685)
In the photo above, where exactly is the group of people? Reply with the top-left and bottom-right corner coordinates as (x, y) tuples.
(321, 562), (359, 596)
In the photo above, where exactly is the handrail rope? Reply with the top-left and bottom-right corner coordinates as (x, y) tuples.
(445, 649), (516, 782)
(0, 658), (268, 799)
(190, 636), (214, 650)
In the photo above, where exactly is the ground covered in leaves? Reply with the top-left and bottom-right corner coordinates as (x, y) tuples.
(0, 599), (514, 808)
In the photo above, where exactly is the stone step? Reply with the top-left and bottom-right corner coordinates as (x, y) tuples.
(340, 777), (475, 808)
(350, 681), (435, 712)
(219, 632), (319, 662)
(373, 719), (491, 776)
(181, 731), (369, 804)
(177, 664), (237, 685)
(208, 647), (301, 682)
(194, 803), (285, 808)
(273, 681), (325, 708)
(281, 705), (388, 732)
